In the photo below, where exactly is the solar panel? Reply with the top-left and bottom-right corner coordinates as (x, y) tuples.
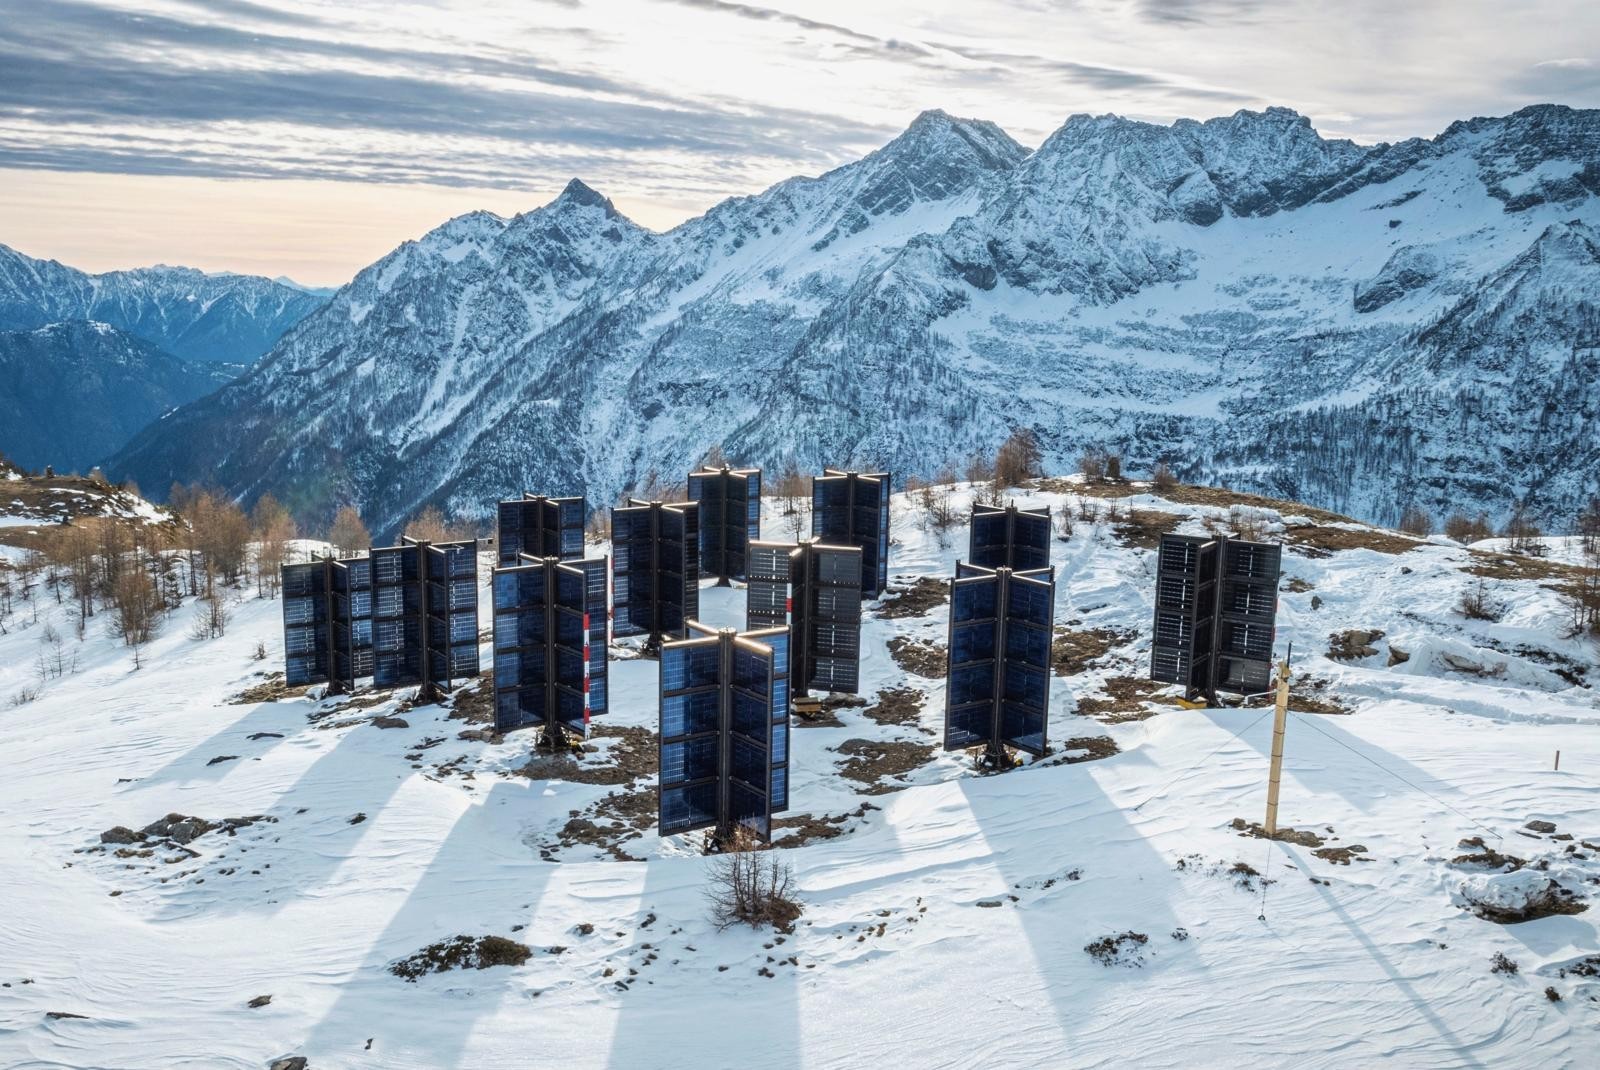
(282, 561), (331, 687)
(811, 469), (890, 597)
(688, 465), (762, 582)
(943, 563), (1056, 763)
(745, 539), (863, 694)
(1149, 534), (1281, 701)
(657, 623), (790, 842)
(610, 499), (700, 645)
(970, 503), (1052, 571)
(497, 494), (586, 566)
(491, 552), (609, 739)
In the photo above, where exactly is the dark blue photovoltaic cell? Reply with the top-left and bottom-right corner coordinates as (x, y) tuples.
(812, 470), (889, 596)
(970, 505), (1051, 571)
(658, 633), (723, 835)
(498, 495), (585, 565)
(690, 468), (761, 580)
(952, 577), (997, 622)
(945, 561), (1055, 757)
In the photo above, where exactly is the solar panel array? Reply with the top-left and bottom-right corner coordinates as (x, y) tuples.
(747, 539), (863, 694)
(811, 469), (890, 597)
(611, 498), (700, 645)
(687, 465), (761, 582)
(945, 562), (1056, 761)
(969, 503), (1052, 571)
(497, 494), (585, 567)
(282, 538), (479, 697)
(492, 553), (610, 740)
(658, 622), (790, 842)
(1150, 533), (1280, 700)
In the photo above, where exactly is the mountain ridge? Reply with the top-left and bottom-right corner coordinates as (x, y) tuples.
(102, 103), (1600, 536)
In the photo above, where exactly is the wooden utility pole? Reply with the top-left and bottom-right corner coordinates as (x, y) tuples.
(1264, 651), (1291, 837)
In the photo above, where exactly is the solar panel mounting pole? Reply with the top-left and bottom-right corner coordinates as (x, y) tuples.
(1264, 645), (1292, 837)
(410, 537), (444, 706)
(985, 566), (1012, 770)
(321, 556), (346, 696)
(714, 628), (735, 847)
(647, 503), (664, 654)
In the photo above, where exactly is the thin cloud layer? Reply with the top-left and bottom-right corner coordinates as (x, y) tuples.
(0, 0), (1596, 281)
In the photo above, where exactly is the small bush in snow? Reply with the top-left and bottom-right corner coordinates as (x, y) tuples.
(706, 826), (802, 931)
(1490, 951), (1518, 975)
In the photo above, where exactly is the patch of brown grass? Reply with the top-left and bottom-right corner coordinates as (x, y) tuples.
(834, 738), (936, 794)
(887, 636), (947, 679)
(447, 673), (495, 725)
(1285, 524), (1422, 556)
(875, 577), (949, 619)
(1053, 627), (1136, 676)
(1111, 508), (1187, 550)
(389, 934), (531, 980)
(772, 802), (880, 847)
(1074, 677), (1172, 722)
(230, 672), (312, 705)
(863, 687), (925, 727)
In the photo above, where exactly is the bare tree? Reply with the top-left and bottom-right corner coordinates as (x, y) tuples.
(1398, 505), (1433, 537)
(1459, 576), (1501, 621)
(1152, 462), (1178, 492)
(1055, 506), (1073, 542)
(1079, 448), (1108, 482)
(964, 449), (995, 487)
(404, 505), (451, 544)
(1503, 511), (1543, 555)
(329, 505), (371, 557)
(188, 490), (251, 591)
(1444, 512), (1491, 543)
(773, 457), (809, 540)
(190, 592), (231, 640)
(252, 493), (296, 598)
(994, 428), (1042, 488)
(704, 826), (802, 930)
(110, 567), (162, 666)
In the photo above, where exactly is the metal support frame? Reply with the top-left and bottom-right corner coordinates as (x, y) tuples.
(1264, 652), (1291, 837)
(813, 468), (890, 597)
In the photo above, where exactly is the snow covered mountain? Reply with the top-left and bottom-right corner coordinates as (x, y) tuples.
(0, 321), (230, 473)
(0, 245), (327, 366)
(105, 105), (1600, 535)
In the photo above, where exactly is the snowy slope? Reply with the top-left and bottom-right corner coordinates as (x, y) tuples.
(2, 479), (1597, 1068)
(103, 104), (1600, 535)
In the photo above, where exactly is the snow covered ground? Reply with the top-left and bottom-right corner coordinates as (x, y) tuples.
(2, 480), (1597, 1068)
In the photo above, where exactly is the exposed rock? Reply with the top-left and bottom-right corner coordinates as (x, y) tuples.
(248, 994), (272, 1008)
(372, 716), (410, 730)
(100, 825), (140, 845)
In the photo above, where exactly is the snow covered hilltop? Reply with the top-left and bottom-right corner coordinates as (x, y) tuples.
(104, 104), (1600, 537)
(1, 472), (1597, 1066)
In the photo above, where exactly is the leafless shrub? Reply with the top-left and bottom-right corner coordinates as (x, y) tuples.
(1105, 453), (1122, 480)
(9, 685), (40, 707)
(1151, 462), (1178, 491)
(994, 428), (1042, 488)
(190, 593), (231, 640)
(1444, 511), (1493, 544)
(1079, 448), (1107, 482)
(1503, 511), (1543, 555)
(1459, 576), (1503, 622)
(705, 826), (802, 930)
(964, 449), (995, 487)
(329, 505), (371, 558)
(1398, 505), (1433, 537)
(1055, 507), (1073, 541)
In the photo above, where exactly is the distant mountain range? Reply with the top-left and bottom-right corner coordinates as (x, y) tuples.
(0, 321), (232, 473)
(0, 245), (329, 470)
(66, 104), (1600, 533)
(0, 244), (327, 365)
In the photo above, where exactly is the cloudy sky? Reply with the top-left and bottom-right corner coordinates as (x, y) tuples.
(1, 0), (1596, 285)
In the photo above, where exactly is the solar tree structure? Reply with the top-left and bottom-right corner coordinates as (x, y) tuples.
(491, 553), (610, 749)
(969, 502), (1052, 571)
(282, 537), (480, 703)
(944, 562), (1057, 769)
(811, 468), (890, 597)
(658, 622), (790, 844)
(746, 539), (863, 695)
(611, 498), (700, 651)
(497, 493), (585, 567)
(1150, 533), (1282, 703)
(687, 464), (761, 584)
